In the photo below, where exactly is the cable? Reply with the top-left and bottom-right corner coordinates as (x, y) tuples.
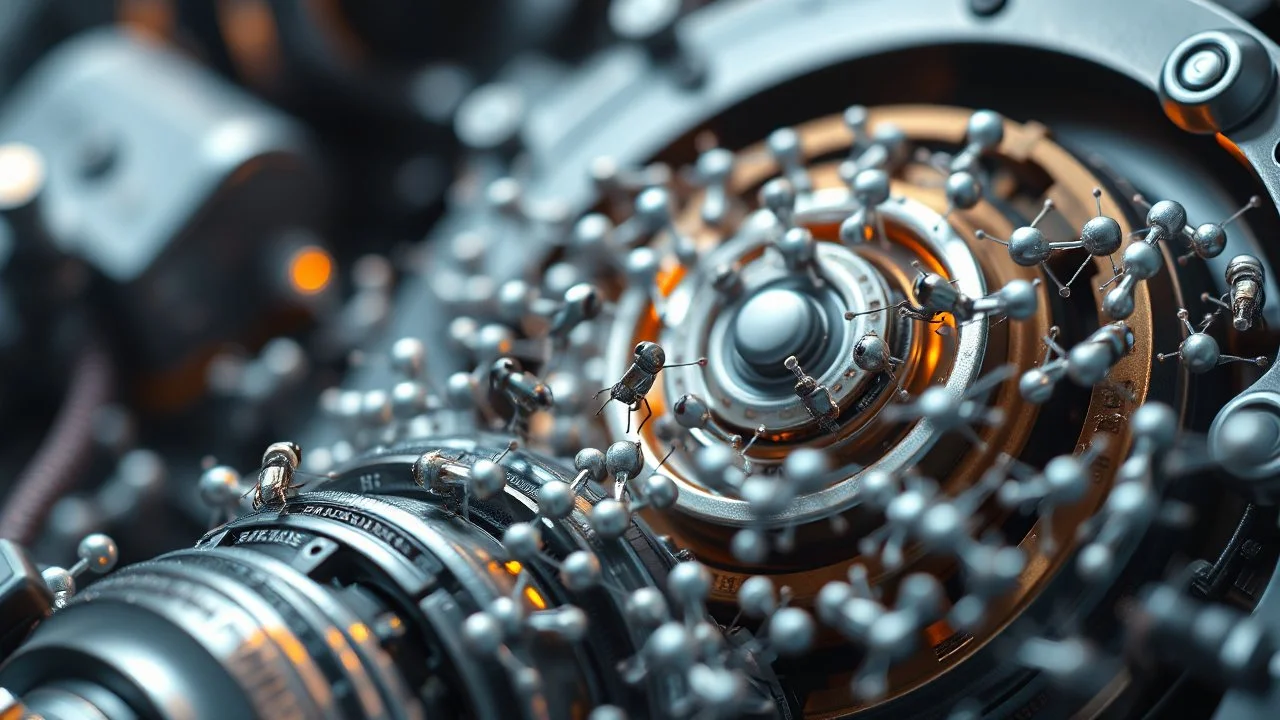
(0, 342), (113, 544)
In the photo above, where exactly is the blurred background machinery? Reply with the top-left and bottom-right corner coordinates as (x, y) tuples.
(2, 0), (1280, 719)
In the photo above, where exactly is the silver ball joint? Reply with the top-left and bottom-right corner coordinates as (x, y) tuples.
(43, 533), (119, 609)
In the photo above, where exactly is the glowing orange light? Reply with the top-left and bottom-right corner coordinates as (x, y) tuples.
(348, 623), (370, 643)
(924, 619), (956, 647)
(504, 560), (523, 575)
(523, 587), (547, 610)
(288, 246), (333, 295)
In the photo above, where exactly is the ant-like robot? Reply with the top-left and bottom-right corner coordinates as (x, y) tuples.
(244, 441), (306, 510)
(596, 341), (707, 434)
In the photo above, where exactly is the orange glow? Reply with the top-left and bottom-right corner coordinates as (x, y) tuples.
(271, 628), (309, 664)
(1215, 132), (1250, 167)
(924, 619), (955, 647)
(504, 560), (523, 575)
(288, 246), (333, 295)
(218, 0), (283, 85)
(348, 623), (370, 643)
(118, 0), (175, 42)
(523, 587), (547, 609)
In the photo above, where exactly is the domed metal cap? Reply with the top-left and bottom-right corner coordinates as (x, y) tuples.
(1159, 30), (1276, 134)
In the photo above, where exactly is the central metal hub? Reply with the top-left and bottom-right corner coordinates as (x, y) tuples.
(733, 287), (826, 375)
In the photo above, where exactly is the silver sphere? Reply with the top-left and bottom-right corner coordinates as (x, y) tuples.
(742, 476), (793, 517)
(42, 567), (74, 595)
(1179, 332), (1221, 374)
(1066, 343), (1113, 386)
(769, 607), (815, 656)
(361, 390), (392, 426)
(625, 587), (670, 628)
(697, 148), (733, 182)
(643, 622), (696, 671)
(574, 447), (607, 484)
(1146, 200), (1187, 236)
(919, 503), (964, 547)
(784, 448), (829, 493)
(474, 325), (516, 360)
(514, 667), (542, 696)
(1131, 402), (1178, 450)
(999, 279), (1038, 320)
(462, 612), (503, 656)
(1019, 368), (1055, 405)
(469, 460), (506, 501)
(668, 561), (711, 606)
(588, 706), (628, 720)
(538, 480), (575, 520)
(77, 533), (119, 573)
(873, 124), (908, 158)
(967, 110), (1005, 150)
(853, 169), (890, 206)
(945, 171), (981, 210)
(767, 127), (802, 161)
(590, 499), (631, 539)
(560, 551), (601, 592)
(852, 334), (890, 372)
(859, 469), (897, 508)
(673, 393), (712, 430)
(815, 581), (855, 626)
(1122, 241), (1163, 280)
(625, 247), (660, 288)
(391, 381), (429, 419)
(199, 466), (242, 508)
(502, 522), (543, 562)
(1103, 285), (1136, 320)
(731, 528), (770, 564)
(446, 372), (476, 408)
(689, 665), (745, 709)
(1007, 227), (1050, 266)
(1081, 215), (1122, 256)
(1043, 456), (1088, 503)
(497, 279), (534, 322)
(571, 213), (612, 252)
(549, 605), (589, 642)
(776, 227), (816, 269)
(605, 441), (644, 479)
(389, 337), (426, 378)
(759, 177), (795, 219)
(1077, 543), (1114, 581)
(898, 572), (944, 618)
(488, 596), (522, 638)
(738, 576), (777, 618)
(917, 387), (960, 426)
(634, 187), (672, 227)
(640, 473), (678, 509)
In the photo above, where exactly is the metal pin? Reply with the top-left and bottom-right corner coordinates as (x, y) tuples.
(767, 127), (811, 193)
(42, 533), (119, 610)
(839, 169), (890, 245)
(695, 148), (734, 227)
(1225, 254), (1266, 331)
(635, 187), (698, 267)
(784, 356), (839, 434)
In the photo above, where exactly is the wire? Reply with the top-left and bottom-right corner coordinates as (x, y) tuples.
(0, 342), (113, 545)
